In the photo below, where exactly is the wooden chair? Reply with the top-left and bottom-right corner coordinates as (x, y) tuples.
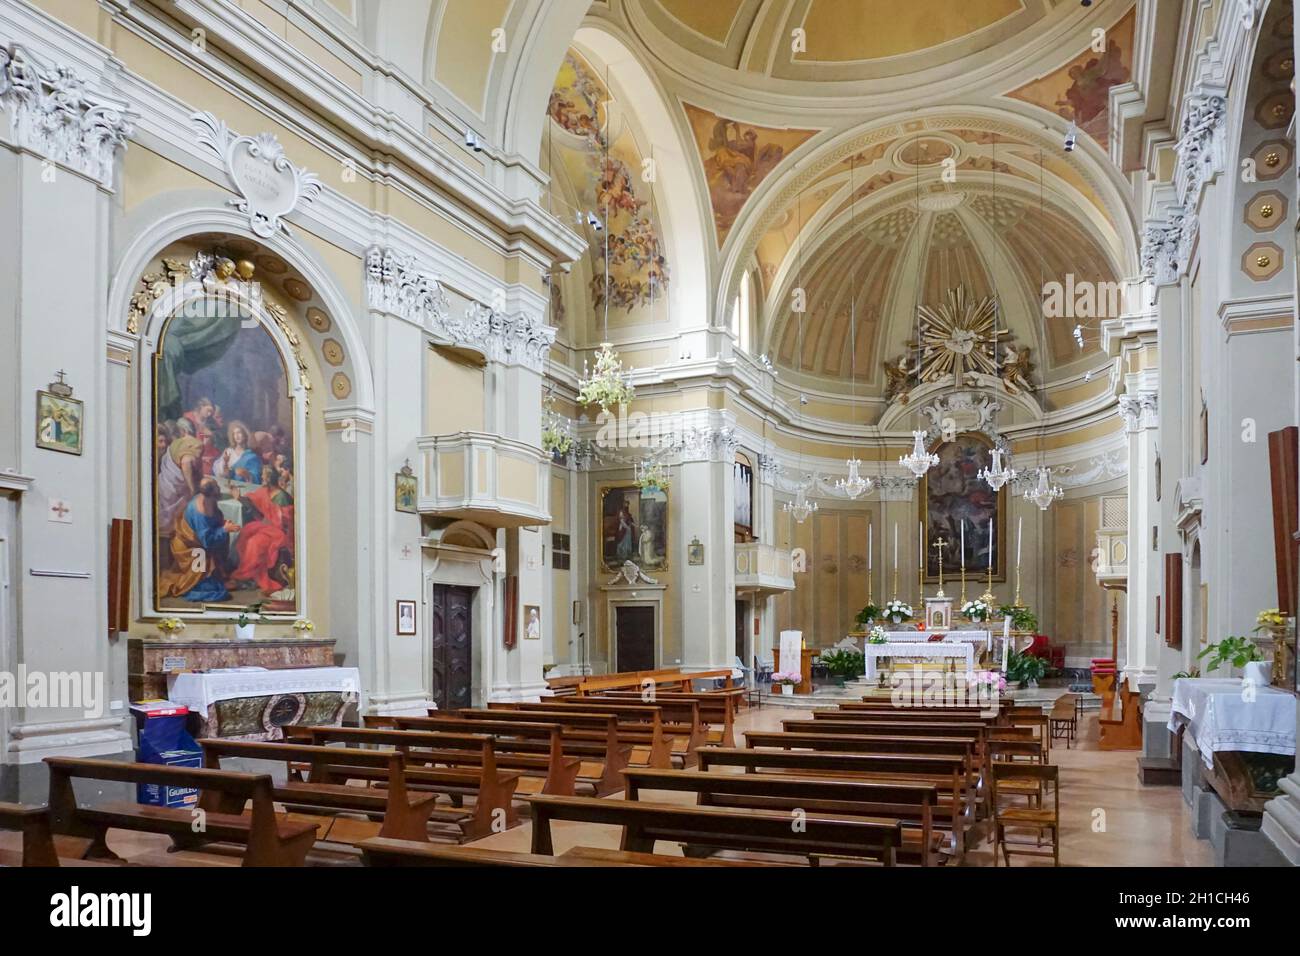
(991, 763), (1059, 866)
(1050, 694), (1079, 749)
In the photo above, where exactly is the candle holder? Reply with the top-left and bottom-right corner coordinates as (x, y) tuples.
(917, 562), (924, 612)
(1013, 563), (1024, 607)
(892, 567), (899, 604)
(960, 566), (967, 606)
(980, 563), (996, 608)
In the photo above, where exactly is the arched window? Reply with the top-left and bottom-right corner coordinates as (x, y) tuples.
(731, 270), (752, 353)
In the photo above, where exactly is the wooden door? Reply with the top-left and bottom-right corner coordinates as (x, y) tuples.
(430, 584), (474, 711)
(615, 605), (655, 672)
(735, 600), (747, 662)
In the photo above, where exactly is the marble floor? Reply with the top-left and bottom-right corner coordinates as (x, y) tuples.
(0, 704), (1214, 867)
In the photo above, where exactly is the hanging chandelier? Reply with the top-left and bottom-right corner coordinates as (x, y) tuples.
(577, 342), (635, 412)
(978, 446), (1018, 491)
(835, 458), (872, 499)
(635, 457), (670, 493)
(783, 483), (819, 523)
(1023, 466), (1063, 510)
(899, 430), (939, 479)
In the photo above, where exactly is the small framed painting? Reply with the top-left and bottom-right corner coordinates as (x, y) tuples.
(524, 604), (541, 641)
(395, 461), (418, 513)
(688, 537), (705, 566)
(36, 389), (84, 455)
(396, 599), (417, 636)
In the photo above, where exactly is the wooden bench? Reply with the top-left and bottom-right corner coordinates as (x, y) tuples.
(0, 801), (59, 866)
(601, 689), (741, 746)
(284, 726), (520, 839)
(199, 738), (445, 844)
(574, 668), (733, 696)
(448, 708), (639, 786)
(526, 793), (902, 865)
(1099, 683), (1143, 751)
(44, 757), (319, 866)
(623, 768), (946, 866)
(490, 700), (696, 767)
(365, 715), (583, 796)
(358, 837), (767, 867)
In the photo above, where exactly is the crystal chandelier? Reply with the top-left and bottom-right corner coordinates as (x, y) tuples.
(1023, 466), (1063, 511)
(899, 430), (939, 478)
(577, 342), (635, 413)
(635, 458), (670, 493)
(978, 446), (1018, 491)
(835, 458), (872, 499)
(783, 484), (819, 523)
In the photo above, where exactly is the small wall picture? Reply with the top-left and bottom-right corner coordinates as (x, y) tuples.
(395, 460), (418, 513)
(688, 536), (705, 566)
(396, 599), (417, 635)
(524, 604), (541, 641)
(36, 389), (83, 455)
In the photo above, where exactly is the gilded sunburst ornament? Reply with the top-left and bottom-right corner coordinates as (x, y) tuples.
(913, 287), (1007, 386)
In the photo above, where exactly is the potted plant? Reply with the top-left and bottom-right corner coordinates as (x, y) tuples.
(960, 599), (991, 623)
(157, 617), (186, 640)
(235, 602), (264, 641)
(883, 600), (913, 625)
(998, 604), (1038, 633)
(867, 625), (888, 645)
(1197, 636), (1262, 677)
(855, 602), (881, 628)
(772, 671), (801, 695)
(1006, 649), (1047, 689)
(966, 669), (1007, 697)
(819, 648), (865, 686)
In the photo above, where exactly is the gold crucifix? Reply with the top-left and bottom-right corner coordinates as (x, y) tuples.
(932, 537), (949, 598)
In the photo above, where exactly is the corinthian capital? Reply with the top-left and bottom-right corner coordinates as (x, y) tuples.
(1118, 393), (1159, 433)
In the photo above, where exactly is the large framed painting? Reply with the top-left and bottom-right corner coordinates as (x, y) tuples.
(919, 433), (1006, 582)
(152, 302), (300, 614)
(600, 484), (668, 572)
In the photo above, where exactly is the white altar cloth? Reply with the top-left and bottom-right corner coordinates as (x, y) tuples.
(864, 642), (975, 679)
(1168, 677), (1297, 768)
(876, 629), (991, 651)
(168, 666), (362, 715)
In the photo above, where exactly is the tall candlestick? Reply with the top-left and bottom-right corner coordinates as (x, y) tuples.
(893, 523), (898, 571)
(868, 524), (873, 571)
(980, 518), (995, 607)
(988, 518), (994, 570)
(960, 520), (965, 570)
(1016, 516), (1022, 567)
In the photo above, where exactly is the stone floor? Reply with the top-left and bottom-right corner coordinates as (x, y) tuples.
(0, 703), (1213, 867)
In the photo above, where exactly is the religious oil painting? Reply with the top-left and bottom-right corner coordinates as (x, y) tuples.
(600, 484), (668, 572)
(153, 303), (299, 614)
(35, 390), (84, 455)
(395, 464), (418, 514)
(920, 434), (1005, 582)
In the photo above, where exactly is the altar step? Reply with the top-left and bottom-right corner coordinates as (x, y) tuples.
(1137, 756), (1181, 787)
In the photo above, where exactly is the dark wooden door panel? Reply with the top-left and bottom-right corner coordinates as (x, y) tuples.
(430, 584), (474, 711)
(616, 605), (655, 672)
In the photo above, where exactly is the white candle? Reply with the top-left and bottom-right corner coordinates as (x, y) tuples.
(893, 523), (898, 571)
(919, 521), (923, 568)
(960, 520), (965, 570)
(868, 523), (873, 571)
(1016, 516), (1022, 568)
(988, 518), (994, 570)
(1002, 620), (1010, 670)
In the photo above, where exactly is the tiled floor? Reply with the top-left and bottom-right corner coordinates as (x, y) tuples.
(0, 704), (1214, 867)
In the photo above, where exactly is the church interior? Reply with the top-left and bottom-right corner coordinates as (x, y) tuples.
(0, 0), (1297, 887)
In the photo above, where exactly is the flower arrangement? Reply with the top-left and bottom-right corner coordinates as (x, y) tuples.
(965, 670), (1007, 692)
(1255, 608), (1286, 633)
(883, 600), (913, 624)
(292, 619), (315, 635)
(771, 671), (802, 686)
(960, 599), (991, 622)
(577, 342), (635, 412)
(867, 625), (888, 645)
(157, 617), (186, 637)
(237, 603), (264, 628)
(855, 602), (881, 626)
(998, 604), (1038, 632)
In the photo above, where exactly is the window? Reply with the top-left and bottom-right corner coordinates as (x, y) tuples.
(731, 271), (752, 354)
(551, 532), (571, 570)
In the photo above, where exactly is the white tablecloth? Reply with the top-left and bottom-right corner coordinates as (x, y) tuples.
(865, 642), (975, 679)
(167, 666), (362, 715)
(1168, 677), (1297, 768)
(876, 629), (991, 651)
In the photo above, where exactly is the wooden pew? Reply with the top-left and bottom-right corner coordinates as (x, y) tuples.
(600, 689), (741, 746)
(44, 757), (319, 866)
(492, 699), (700, 767)
(747, 730), (975, 763)
(376, 715), (592, 795)
(199, 738), (445, 844)
(526, 793), (902, 865)
(284, 726), (520, 839)
(1099, 683), (1143, 751)
(623, 768), (945, 866)
(358, 838), (766, 867)
(449, 708), (640, 784)
(574, 668), (733, 696)
(0, 802), (59, 866)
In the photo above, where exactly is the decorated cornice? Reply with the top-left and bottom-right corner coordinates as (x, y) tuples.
(679, 425), (739, 464)
(0, 44), (135, 190)
(758, 453), (781, 486)
(365, 246), (557, 374)
(1118, 392), (1159, 433)
(917, 391), (1010, 454)
(1140, 209), (1188, 286)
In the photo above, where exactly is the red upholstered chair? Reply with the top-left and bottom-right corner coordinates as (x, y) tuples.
(1025, 634), (1051, 658)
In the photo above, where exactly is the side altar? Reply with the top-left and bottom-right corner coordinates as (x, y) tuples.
(128, 636), (354, 741)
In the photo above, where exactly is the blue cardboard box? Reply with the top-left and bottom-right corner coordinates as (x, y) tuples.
(131, 701), (202, 808)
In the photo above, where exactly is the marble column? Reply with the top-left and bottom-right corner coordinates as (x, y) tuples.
(1119, 388), (1160, 690)
(677, 422), (737, 672)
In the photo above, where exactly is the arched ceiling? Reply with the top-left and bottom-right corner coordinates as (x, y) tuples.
(638, 0), (1071, 85)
